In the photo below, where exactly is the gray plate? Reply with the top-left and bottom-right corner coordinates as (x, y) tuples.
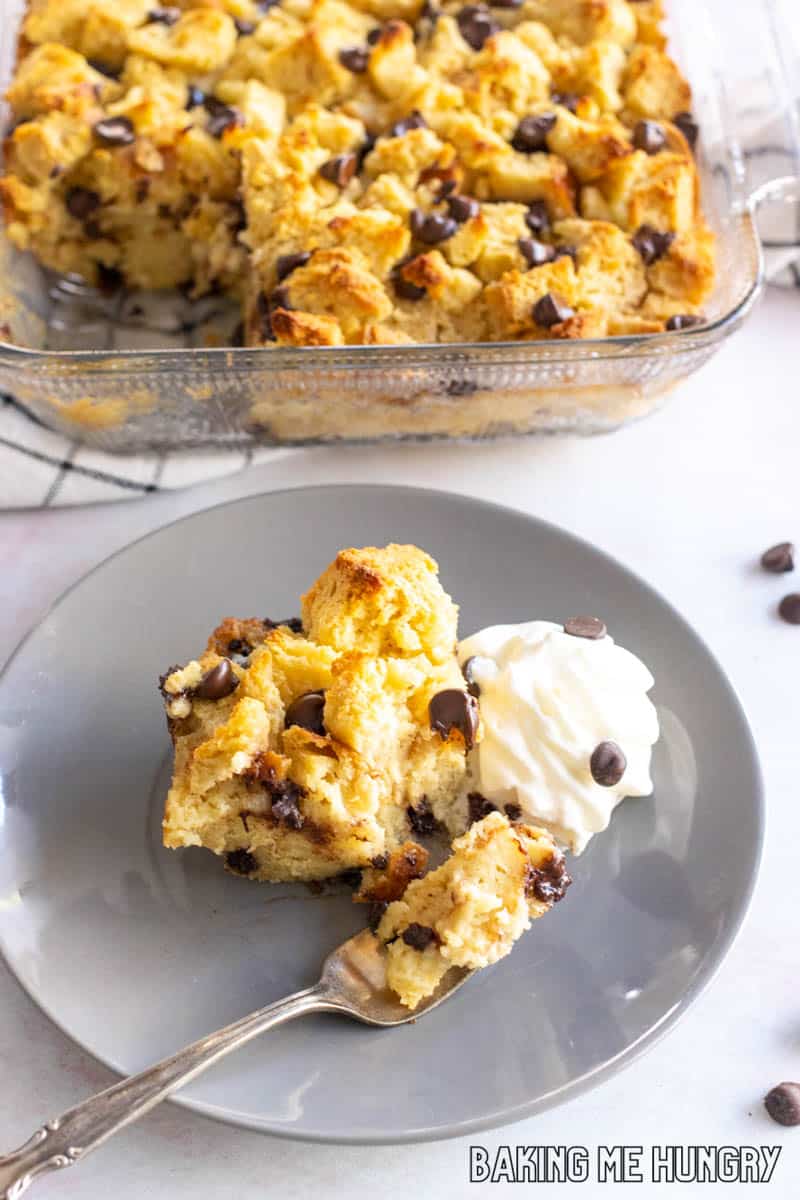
(0, 485), (763, 1144)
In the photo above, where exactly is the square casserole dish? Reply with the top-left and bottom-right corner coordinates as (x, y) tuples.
(0, 0), (797, 452)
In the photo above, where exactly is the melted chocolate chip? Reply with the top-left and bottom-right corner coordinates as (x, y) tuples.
(590, 741), (627, 787)
(553, 243), (577, 263)
(674, 111), (699, 152)
(205, 100), (241, 139)
(319, 153), (357, 187)
(66, 187), (101, 221)
(410, 208), (458, 244)
(366, 26), (383, 44)
(461, 655), (481, 698)
(368, 900), (388, 930)
(552, 91), (580, 113)
(525, 200), (550, 236)
(270, 284), (292, 311)
(456, 5), (499, 51)
(147, 6), (181, 24)
(264, 616), (303, 633)
(764, 1083), (800, 1127)
(429, 689), (479, 750)
(389, 111), (427, 138)
(225, 849), (257, 875)
(511, 113), (556, 154)
(401, 922), (437, 950)
(234, 18), (256, 35)
(392, 262), (427, 301)
(88, 60), (121, 80)
(467, 792), (497, 824)
(519, 237), (555, 268)
(633, 119), (666, 155)
(93, 117), (135, 146)
(196, 659), (239, 700)
(632, 223), (675, 266)
(186, 85), (205, 110)
(270, 781), (305, 829)
(761, 542), (794, 574)
(407, 798), (437, 836)
(564, 616), (606, 640)
(226, 638), (252, 665)
(446, 194), (479, 223)
(276, 251), (311, 281)
(339, 46), (370, 73)
(778, 594), (800, 625)
(532, 292), (574, 328)
(504, 801), (522, 821)
(525, 853), (572, 904)
(285, 690), (327, 735)
(666, 313), (703, 331)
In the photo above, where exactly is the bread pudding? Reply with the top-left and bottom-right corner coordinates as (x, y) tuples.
(3, 0), (714, 347)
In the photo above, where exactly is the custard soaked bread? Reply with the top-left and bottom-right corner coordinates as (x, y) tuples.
(3, 0), (713, 343)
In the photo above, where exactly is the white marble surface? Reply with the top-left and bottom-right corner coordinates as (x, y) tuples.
(1, 286), (799, 1196)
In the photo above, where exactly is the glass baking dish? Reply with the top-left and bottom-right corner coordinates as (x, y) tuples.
(0, 0), (797, 452)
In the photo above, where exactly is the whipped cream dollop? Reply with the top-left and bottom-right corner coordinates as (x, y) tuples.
(458, 620), (659, 854)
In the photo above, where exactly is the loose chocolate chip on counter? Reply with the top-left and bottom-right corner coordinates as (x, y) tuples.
(186, 85), (206, 110)
(504, 801), (522, 821)
(665, 313), (703, 331)
(147, 6), (181, 24)
(93, 116), (136, 146)
(410, 208), (458, 244)
(65, 187), (101, 221)
(456, 5), (499, 51)
(632, 119), (666, 155)
(764, 1082), (800, 1127)
(632, 223), (674, 265)
(276, 251), (311, 281)
(511, 113), (556, 154)
(234, 18), (257, 35)
(368, 900), (389, 930)
(525, 200), (551, 236)
(196, 658), (240, 700)
(446, 194), (479, 223)
(319, 153), (358, 187)
(389, 111), (427, 137)
(532, 292), (574, 328)
(401, 922), (438, 950)
(366, 25), (383, 44)
(205, 99), (242, 139)
(407, 798), (437, 837)
(467, 792), (497, 824)
(564, 615), (607, 640)
(590, 741), (627, 787)
(429, 689), (480, 750)
(674, 111), (699, 151)
(519, 237), (555, 268)
(225, 849), (258, 875)
(761, 542), (795, 574)
(551, 91), (579, 112)
(339, 46), (370, 72)
(461, 656), (482, 698)
(525, 854), (572, 904)
(285, 690), (327, 735)
(778, 594), (800, 625)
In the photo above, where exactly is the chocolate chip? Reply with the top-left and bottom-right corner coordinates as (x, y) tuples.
(227, 638), (251, 656)
(368, 900), (388, 930)
(96, 264), (123, 293)
(392, 263), (427, 301)
(285, 690), (326, 735)
(456, 5), (499, 51)
(339, 46), (369, 72)
(525, 853), (572, 904)
(446, 194), (479, 223)
(225, 849), (257, 875)
(504, 801), (522, 821)
(264, 616), (303, 633)
(761, 542), (794, 574)
(553, 243), (577, 263)
(276, 251), (311, 281)
(366, 26), (383, 44)
(147, 7), (181, 24)
(467, 792), (496, 824)
(88, 60), (121, 80)
(407, 798), (437, 836)
(93, 117), (135, 146)
(674, 111), (699, 151)
(665, 313), (703, 331)
(196, 659), (239, 700)
(205, 100), (241, 138)
(270, 781), (304, 829)
(65, 187), (101, 221)
(270, 284), (292, 311)
(778, 594), (800, 625)
(564, 616), (606, 640)
(552, 91), (579, 113)
(590, 741), (627, 787)
(511, 113), (556, 154)
(401, 922), (437, 950)
(461, 656), (481, 697)
(429, 689), (479, 750)
(632, 223), (675, 265)
(186, 85), (205, 110)
(389, 111), (427, 137)
(764, 1082), (800, 1126)
(519, 237), (555, 268)
(532, 292), (574, 328)
(319, 153), (357, 187)
(633, 119), (666, 155)
(157, 664), (183, 701)
(446, 379), (477, 396)
(410, 208), (457, 244)
(525, 200), (550, 236)
(234, 17), (256, 34)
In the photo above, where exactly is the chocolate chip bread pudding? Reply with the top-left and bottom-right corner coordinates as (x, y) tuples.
(4, 0), (714, 347)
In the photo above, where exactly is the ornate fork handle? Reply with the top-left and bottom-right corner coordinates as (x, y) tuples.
(0, 985), (335, 1199)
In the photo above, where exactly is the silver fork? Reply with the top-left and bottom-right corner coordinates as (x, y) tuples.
(0, 929), (471, 1198)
